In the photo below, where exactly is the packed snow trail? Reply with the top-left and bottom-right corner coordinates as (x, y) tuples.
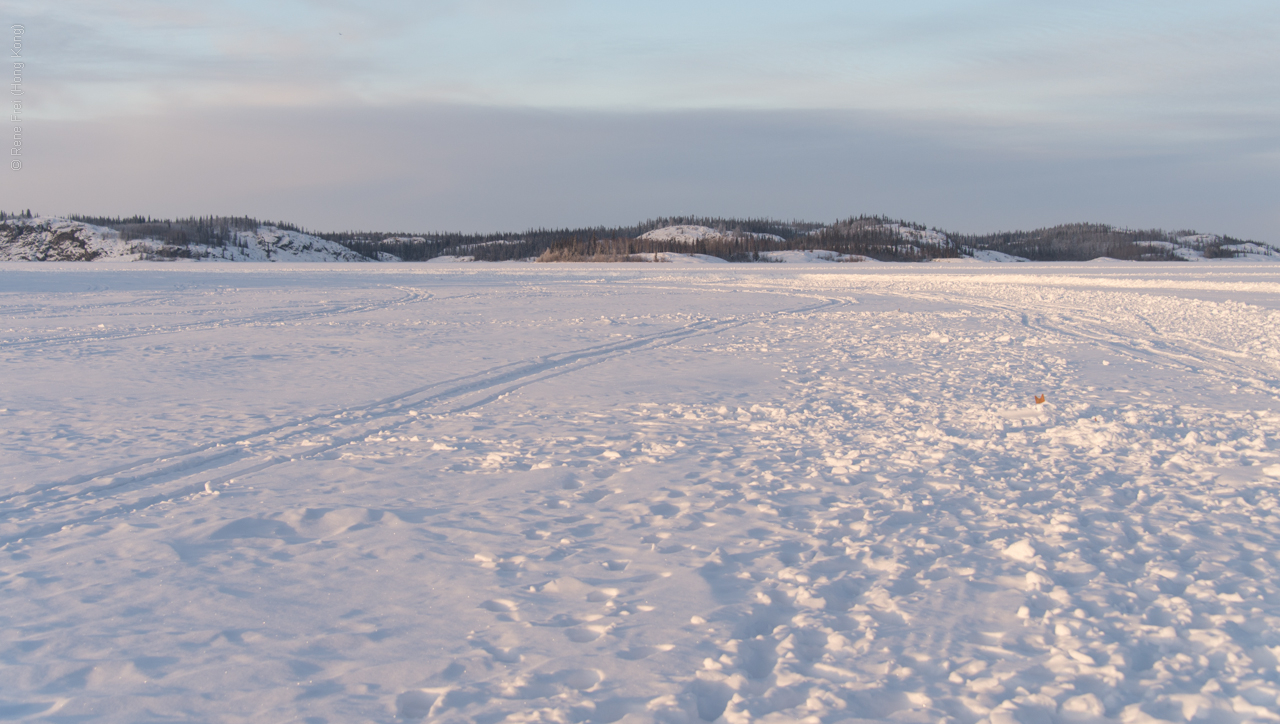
(1, 262), (1279, 723)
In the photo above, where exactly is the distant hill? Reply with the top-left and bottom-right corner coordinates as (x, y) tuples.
(0, 214), (374, 262)
(0, 211), (1274, 263)
(949, 223), (1273, 262)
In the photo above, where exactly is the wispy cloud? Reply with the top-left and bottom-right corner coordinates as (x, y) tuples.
(17, 2), (1279, 123)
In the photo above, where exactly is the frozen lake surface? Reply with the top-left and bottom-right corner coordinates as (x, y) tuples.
(2, 262), (1280, 723)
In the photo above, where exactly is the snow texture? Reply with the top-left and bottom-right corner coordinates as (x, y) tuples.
(2, 261), (1280, 723)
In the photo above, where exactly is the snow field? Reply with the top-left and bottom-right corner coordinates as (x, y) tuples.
(1, 263), (1279, 723)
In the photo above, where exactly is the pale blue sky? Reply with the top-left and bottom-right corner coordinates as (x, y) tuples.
(5, 1), (1278, 237)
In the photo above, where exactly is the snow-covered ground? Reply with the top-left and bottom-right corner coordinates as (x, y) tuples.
(2, 262), (1280, 723)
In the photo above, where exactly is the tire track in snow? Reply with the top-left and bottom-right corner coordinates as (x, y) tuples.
(1, 290), (843, 505)
(0, 298), (841, 546)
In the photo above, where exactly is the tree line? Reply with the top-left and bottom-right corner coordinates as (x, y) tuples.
(324, 215), (951, 262)
(68, 215), (308, 250)
(530, 225), (957, 262)
(23, 212), (1266, 262)
(950, 223), (1252, 261)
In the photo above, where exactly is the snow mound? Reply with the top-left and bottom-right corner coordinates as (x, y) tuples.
(1002, 539), (1039, 562)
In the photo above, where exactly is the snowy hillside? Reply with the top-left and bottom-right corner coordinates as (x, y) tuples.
(967, 249), (1030, 262)
(877, 222), (950, 247)
(1162, 236), (1280, 261)
(0, 217), (135, 261)
(639, 225), (724, 243)
(955, 224), (1280, 263)
(875, 225), (1034, 262)
(0, 216), (375, 262)
(639, 225), (785, 244)
(204, 226), (375, 262)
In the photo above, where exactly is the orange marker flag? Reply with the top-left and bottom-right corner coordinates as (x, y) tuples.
(1034, 394), (1046, 404)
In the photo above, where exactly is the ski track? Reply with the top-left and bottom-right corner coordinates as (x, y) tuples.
(1, 264), (1279, 724)
(0, 286), (436, 351)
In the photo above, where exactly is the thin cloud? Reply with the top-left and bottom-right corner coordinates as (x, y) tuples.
(3, 1), (1275, 237)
